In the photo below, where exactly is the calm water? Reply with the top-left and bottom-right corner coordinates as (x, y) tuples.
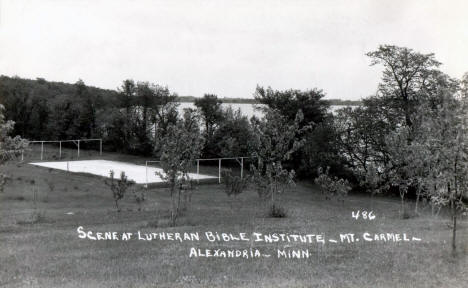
(178, 102), (352, 118)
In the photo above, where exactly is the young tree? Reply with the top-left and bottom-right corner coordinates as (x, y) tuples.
(105, 170), (134, 212)
(157, 110), (204, 226)
(250, 109), (309, 214)
(418, 92), (468, 253)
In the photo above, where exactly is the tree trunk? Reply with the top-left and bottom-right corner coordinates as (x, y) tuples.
(170, 183), (176, 226)
(452, 212), (457, 253)
(415, 192), (420, 215)
(400, 192), (405, 218)
(115, 199), (120, 212)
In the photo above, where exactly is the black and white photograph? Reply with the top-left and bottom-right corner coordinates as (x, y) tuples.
(0, 0), (467, 287)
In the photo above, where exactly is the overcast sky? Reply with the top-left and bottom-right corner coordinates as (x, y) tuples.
(0, 0), (467, 100)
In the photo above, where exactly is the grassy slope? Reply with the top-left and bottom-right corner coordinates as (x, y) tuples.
(0, 157), (467, 288)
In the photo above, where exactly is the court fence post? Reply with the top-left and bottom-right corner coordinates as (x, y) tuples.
(145, 161), (148, 189)
(218, 159), (221, 184)
(197, 159), (200, 183)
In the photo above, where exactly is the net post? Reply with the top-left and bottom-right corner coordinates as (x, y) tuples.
(77, 140), (80, 158)
(21, 150), (24, 162)
(100, 139), (103, 156)
(218, 158), (221, 184)
(41, 141), (44, 160)
(197, 159), (200, 183)
(59, 141), (62, 159)
(145, 161), (148, 189)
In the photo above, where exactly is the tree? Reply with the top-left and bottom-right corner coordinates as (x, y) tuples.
(156, 109), (204, 226)
(417, 92), (468, 253)
(367, 45), (443, 130)
(105, 170), (134, 212)
(0, 104), (28, 192)
(250, 109), (309, 213)
(254, 86), (331, 179)
(211, 107), (253, 158)
(254, 86), (329, 126)
(75, 80), (97, 138)
(117, 79), (136, 152)
(194, 94), (224, 157)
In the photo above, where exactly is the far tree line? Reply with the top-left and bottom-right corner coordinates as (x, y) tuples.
(1, 44), (467, 251)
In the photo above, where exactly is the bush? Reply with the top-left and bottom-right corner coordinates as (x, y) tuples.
(221, 169), (249, 198)
(315, 167), (351, 202)
(268, 203), (287, 218)
(105, 170), (134, 212)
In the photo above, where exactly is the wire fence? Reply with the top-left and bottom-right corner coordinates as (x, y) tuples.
(21, 139), (102, 161)
(145, 156), (256, 187)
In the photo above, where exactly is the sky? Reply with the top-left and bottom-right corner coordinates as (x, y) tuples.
(0, 0), (467, 100)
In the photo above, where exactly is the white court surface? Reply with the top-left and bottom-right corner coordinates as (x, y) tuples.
(29, 160), (216, 184)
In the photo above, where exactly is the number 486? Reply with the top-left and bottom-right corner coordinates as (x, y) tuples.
(352, 210), (375, 220)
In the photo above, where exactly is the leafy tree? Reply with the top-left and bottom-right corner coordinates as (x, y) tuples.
(254, 86), (329, 126)
(116, 79), (137, 151)
(254, 86), (332, 178)
(0, 104), (28, 192)
(417, 92), (468, 253)
(194, 94), (223, 137)
(194, 94), (224, 157)
(367, 45), (443, 129)
(156, 109), (204, 226)
(211, 107), (253, 157)
(250, 109), (309, 212)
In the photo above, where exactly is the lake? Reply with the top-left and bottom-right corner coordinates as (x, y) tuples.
(178, 102), (353, 118)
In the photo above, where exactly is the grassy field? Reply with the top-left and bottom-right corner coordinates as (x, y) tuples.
(0, 153), (467, 288)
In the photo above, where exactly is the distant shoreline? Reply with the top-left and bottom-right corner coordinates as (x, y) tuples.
(177, 96), (362, 106)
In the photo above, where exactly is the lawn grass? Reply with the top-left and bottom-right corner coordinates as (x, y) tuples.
(0, 155), (467, 288)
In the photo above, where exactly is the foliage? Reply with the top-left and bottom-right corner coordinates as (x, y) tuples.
(156, 109), (204, 226)
(0, 104), (28, 193)
(254, 86), (329, 126)
(194, 94), (224, 157)
(105, 170), (134, 212)
(250, 109), (307, 210)
(366, 45), (445, 129)
(221, 169), (249, 198)
(416, 92), (468, 252)
(315, 167), (351, 202)
(211, 107), (253, 158)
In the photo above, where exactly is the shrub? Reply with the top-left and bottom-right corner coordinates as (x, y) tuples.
(132, 187), (145, 212)
(105, 170), (134, 212)
(315, 167), (352, 202)
(268, 203), (287, 218)
(221, 169), (249, 198)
